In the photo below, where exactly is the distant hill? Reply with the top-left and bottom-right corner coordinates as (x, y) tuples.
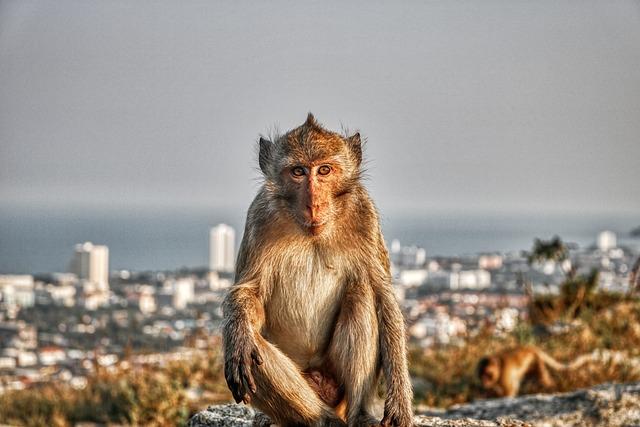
(631, 226), (640, 238)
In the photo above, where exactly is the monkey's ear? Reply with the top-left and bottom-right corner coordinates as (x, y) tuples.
(259, 137), (272, 174)
(346, 132), (362, 166)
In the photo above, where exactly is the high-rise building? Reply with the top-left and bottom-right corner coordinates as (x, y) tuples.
(597, 231), (617, 252)
(209, 224), (235, 273)
(71, 242), (109, 293)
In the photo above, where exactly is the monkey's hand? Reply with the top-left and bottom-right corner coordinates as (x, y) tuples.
(380, 394), (413, 427)
(224, 331), (263, 404)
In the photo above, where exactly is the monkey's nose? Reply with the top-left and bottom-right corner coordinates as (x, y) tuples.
(306, 205), (315, 219)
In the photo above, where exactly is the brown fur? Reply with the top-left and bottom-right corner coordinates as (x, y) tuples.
(477, 346), (571, 397)
(223, 114), (413, 427)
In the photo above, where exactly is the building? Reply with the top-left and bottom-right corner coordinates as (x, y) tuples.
(478, 254), (504, 270)
(0, 321), (37, 350)
(209, 224), (235, 273)
(126, 285), (157, 315)
(427, 269), (491, 290)
(207, 270), (233, 291)
(163, 278), (195, 310)
(71, 242), (109, 292)
(0, 275), (35, 308)
(597, 231), (617, 252)
(71, 242), (109, 309)
(35, 283), (76, 307)
(398, 269), (429, 287)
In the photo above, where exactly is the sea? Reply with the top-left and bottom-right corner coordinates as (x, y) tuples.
(0, 206), (638, 275)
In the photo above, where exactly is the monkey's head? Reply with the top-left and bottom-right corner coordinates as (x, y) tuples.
(477, 356), (501, 389)
(258, 113), (363, 236)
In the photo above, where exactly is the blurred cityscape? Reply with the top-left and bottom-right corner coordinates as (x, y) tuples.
(0, 222), (638, 398)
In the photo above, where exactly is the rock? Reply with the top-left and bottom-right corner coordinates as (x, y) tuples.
(433, 382), (640, 427)
(187, 404), (256, 427)
(188, 382), (640, 427)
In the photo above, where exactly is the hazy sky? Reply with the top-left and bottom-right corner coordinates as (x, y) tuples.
(1, 0), (639, 215)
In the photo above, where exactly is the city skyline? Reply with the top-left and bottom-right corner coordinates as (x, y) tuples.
(1, 209), (639, 275)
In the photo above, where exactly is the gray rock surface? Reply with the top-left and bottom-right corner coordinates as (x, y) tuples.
(432, 382), (640, 427)
(188, 382), (640, 427)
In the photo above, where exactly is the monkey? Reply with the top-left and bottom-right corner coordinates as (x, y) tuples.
(222, 113), (413, 427)
(477, 345), (588, 398)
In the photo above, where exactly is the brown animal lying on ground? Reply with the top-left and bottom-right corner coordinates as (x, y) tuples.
(477, 345), (588, 397)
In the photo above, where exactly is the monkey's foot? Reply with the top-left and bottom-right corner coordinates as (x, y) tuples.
(304, 369), (344, 407)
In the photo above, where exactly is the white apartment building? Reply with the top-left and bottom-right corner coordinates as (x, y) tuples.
(71, 242), (109, 293)
(0, 275), (35, 308)
(209, 224), (235, 273)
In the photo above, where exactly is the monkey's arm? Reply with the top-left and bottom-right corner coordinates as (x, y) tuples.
(222, 280), (265, 404)
(376, 279), (414, 427)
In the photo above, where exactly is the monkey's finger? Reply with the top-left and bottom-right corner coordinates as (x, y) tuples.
(238, 365), (252, 403)
(231, 360), (242, 387)
(240, 362), (258, 394)
(223, 366), (237, 394)
(227, 374), (244, 403)
(225, 363), (244, 403)
(252, 349), (264, 365)
(228, 382), (244, 404)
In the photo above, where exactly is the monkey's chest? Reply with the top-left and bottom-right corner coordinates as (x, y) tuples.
(263, 259), (345, 368)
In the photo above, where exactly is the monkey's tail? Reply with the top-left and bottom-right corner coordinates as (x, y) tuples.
(566, 349), (640, 371)
(566, 353), (596, 369)
(534, 348), (571, 371)
(536, 348), (596, 370)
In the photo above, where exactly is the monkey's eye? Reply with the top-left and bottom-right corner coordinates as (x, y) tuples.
(291, 166), (306, 177)
(317, 165), (331, 176)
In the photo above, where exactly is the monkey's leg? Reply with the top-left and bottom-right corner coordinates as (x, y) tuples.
(249, 334), (345, 427)
(328, 289), (380, 427)
(535, 357), (556, 389)
(501, 372), (521, 398)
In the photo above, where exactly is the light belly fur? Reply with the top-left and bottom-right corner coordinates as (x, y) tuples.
(263, 252), (345, 369)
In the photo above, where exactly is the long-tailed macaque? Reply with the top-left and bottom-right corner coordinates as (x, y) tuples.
(477, 345), (582, 398)
(222, 114), (413, 427)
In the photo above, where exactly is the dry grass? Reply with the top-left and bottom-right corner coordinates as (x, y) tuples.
(410, 295), (640, 408)
(2, 295), (639, 424)
(0, 349), (231, 427)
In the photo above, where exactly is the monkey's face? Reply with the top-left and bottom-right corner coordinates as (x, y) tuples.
(259, 114), (362, 236)
(478, 357), (500, 388)
(281, 159), (344, 235)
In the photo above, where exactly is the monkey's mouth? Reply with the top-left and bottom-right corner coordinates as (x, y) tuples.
(302, 220), (328, 235)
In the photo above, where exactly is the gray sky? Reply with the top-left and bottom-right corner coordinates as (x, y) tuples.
(1, 0), (639, 215)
